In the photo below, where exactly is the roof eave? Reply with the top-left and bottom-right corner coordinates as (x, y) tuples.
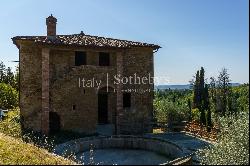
(12, 37), (36, 49)
(11, 35), (161, 50)
(11, 37), (21, 49)
(34, 41), (161, 50)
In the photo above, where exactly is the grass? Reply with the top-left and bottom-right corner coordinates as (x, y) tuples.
(0, 108), (98, 145)
(0, 108), (80, 165)
(0, 133), (75, 165)
(153, 128), (164, 134)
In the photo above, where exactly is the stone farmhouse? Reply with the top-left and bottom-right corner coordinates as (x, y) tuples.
(12, 15), (160, 135)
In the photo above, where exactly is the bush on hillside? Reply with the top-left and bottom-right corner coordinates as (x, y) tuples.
(0, 108), (21, 138)
(0, 83), (18, 109)
(153, 99), (189, 123)
(197, 111), (249, 165)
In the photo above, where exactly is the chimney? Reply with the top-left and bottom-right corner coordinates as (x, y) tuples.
(46, 14), (57, 36)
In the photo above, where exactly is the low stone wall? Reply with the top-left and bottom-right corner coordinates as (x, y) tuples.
(164, 154), (193, 165)
(54, 135), (184, 162)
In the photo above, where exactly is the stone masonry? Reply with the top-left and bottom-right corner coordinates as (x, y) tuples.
(12, 15), (160, 135)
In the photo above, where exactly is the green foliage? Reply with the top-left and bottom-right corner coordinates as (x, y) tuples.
(192, 67), (208, 125)
(193, 70), (200, 108)
(0, 83), (18, 109)
(0, 61), (19, 109)
(210, 77), (249, 118)
(153, 99), (169, 122)
(155, 89), (192, 103)
(0, 108), (21, 138)
(154, 90), (191, 123)
(191, 108), (200, 121)
(206, 108), (212, 132)
(216, 68), (231, 115)
(187, 98), (192, 121)
(200, 84), (210, 126)
(232, 84), (249, 112)
(197, 111), (249, 165)
(0, 62), (5, 82)
(200, 109), (206, 126)
(0, 61), (19, 90)
(14, 65), (19, 91)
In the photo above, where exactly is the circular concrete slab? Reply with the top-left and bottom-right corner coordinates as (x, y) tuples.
(76, 148), (172, 165)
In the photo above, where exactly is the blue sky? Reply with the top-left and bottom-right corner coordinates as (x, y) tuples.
(0, 0), (249, 84)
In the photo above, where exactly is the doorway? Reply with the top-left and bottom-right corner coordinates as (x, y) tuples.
(98, 93), (108, 124)
(49, 112), (60, 134)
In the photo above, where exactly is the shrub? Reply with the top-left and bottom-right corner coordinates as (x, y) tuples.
(0, 108), (21, 138)
(191, 108), (200, 122)
(153, 99), (189, 123)
(0, 83), (18, 109)
(197, 111), (249, 165)
(235, 85), (249, 112)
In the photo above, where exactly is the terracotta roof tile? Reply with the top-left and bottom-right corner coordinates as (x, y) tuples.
(12, 33), (161, 50)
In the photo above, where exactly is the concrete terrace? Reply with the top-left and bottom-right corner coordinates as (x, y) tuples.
(145, 132), (212, 163)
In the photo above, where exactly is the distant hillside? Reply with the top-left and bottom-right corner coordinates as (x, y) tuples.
(155, 84), (192, 90)
(155, 83), (241, 90)
(230, 83), (241, 87)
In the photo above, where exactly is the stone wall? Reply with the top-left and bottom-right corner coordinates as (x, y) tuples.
(54, 135), (183, 161)
(19, 44), (154, 135)
(49, 47), (154, 134)
(119, 48), (154, 134)
(50, 65), (117, 134)
(19, 42), (42, 132)
(50, 49), (118, 134)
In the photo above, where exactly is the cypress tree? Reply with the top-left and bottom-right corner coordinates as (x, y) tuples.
(0, 61), (6, 82)
(193, 70), (200, 108)
(217, 68), (230, 116)
(188, 98), (192, 121)
(199, 67), (206, 125)
(204, 84), (212, 131)
(193, 67), (207, 125)
(200, 67), (205, 97)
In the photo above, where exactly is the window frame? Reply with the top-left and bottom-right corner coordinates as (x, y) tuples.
(75, 51), (87, 66)
(72, 105), (76, 111)
(99, 52), (110, 66)
(123, 92), (131, 108)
